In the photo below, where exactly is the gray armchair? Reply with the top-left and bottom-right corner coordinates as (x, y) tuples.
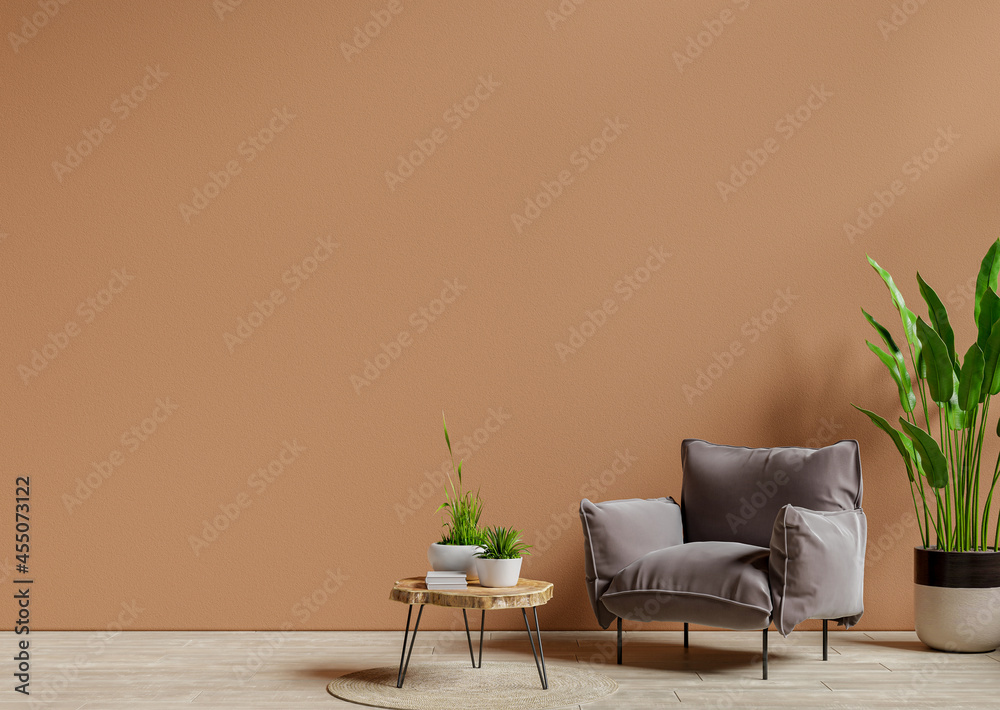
(579, 439), (866, 679)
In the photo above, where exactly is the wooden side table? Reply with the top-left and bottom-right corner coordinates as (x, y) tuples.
(389, 577), (554, 689)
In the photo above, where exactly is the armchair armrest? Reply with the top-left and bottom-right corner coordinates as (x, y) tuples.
(579, 497), (683, 628)
(769, 505), (867, 636)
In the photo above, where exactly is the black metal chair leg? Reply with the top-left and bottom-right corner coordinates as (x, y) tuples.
(396, 604), (423, 688)
(617, 617), (622, 665)
(521, 607), (548, 690)
(762, 627), (768, 680)
(684, 622), (689, 649)
(823, 619), (828, 661)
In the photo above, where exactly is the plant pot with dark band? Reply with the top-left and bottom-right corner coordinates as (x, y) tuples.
(914, 546), (1000, 652)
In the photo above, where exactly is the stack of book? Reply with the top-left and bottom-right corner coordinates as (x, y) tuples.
(425, 571), (468, 590)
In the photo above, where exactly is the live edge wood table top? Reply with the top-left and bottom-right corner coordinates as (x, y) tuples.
(390, 577), (554, 610)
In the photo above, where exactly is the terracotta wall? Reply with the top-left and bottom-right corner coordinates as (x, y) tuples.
(3, 0), (1000, 631)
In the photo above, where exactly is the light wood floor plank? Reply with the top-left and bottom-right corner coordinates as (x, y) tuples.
(4, 630), (1000, 708)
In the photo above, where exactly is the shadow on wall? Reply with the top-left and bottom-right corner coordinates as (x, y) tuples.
(758, 335), (898, 450)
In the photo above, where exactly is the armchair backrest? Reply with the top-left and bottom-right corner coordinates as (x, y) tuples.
(680, 439), (862, 548)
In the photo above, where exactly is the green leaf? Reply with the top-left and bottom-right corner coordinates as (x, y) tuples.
(975, 239), (1000, 323)
(479, 525), (532, 559)
(978, 287), (1000, 351)
(917, 273), (957, 370)
(852, 405), (917, 482)
(862, 309), (915, 411)
(979, 320), (1000, 399)
(916, 317), (955, 403)
(946, 402), (967, 431)
(869, 255), (922, 366)
(900, 418), (949, 488)
(443, 412), (452, 457)
(946, 370), (965, 430)
(958, 343), (985, 412)
(867, 341), (917, 412)
(437, 414), (484, 546)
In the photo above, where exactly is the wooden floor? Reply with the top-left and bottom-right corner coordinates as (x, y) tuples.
(4, 629), (1000, 708)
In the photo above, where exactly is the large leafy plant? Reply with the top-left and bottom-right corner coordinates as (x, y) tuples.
(854, 240), (1000, 552)
(477, 526), (532, 560)
(437, 413), (486, 546)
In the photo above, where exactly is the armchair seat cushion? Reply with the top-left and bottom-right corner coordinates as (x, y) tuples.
(601, 541), (772, 630)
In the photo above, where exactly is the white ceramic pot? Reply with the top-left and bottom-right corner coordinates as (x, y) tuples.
(915, 583), (1000, 652)
(476, 557), (522, 588)
(427, 543), (483, 578)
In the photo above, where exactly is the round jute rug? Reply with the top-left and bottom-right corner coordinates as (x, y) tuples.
(327, 661), (618, 710)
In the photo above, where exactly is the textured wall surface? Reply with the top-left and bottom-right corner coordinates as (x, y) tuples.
(3, 1), (1000, 631)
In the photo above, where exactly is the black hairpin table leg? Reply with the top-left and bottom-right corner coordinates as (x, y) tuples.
(522, 606), (548, 690)
(479, 610), (485, 667)
(396, 604), (424, 688)
(463, 609), (485, 668)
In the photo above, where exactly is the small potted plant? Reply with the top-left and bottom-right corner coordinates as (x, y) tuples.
(427, 413), (486, 577)
(476, 526), (531, 587)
